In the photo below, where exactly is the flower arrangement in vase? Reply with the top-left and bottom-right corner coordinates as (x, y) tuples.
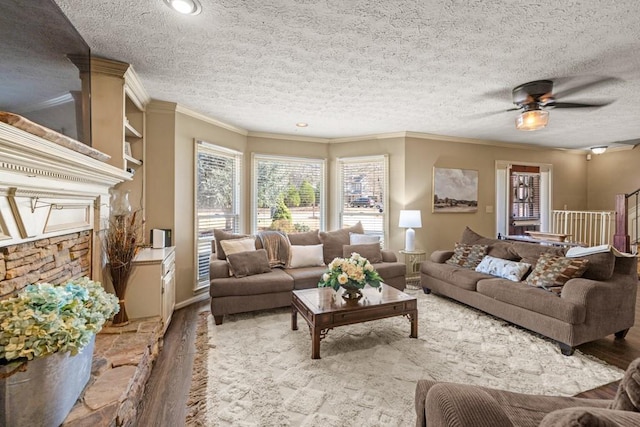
(318, 252), (383, 303)
(0, 277), (119, 365)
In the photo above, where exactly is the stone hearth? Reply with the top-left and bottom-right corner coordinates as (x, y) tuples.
(62, 317), (163, 427)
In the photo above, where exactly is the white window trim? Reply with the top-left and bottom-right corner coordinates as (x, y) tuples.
(336, 154), (389, 246)
(194, 140), (243, 291)
(251, 153), (327, 234)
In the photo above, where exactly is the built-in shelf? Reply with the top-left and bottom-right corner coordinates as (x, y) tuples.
(124, 154), (142, 166)
(125, 121), (142, 139)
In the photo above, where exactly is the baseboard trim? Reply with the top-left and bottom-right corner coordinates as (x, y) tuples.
(175, 291), (210, 310)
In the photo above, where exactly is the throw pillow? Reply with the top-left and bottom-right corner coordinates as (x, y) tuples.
(349, 232), (380, 245)
(525, 252), (589, 294)
(214, 229), (251, 260)
(287, 229), (321, 246)
(475, 255), (531, 282)
(342, 243), (383, 264)
(609, 357), (640, 412)
(445, 243), (488, 269)
(220, 237), (257, 276)
(226, 249), (271, 278)
(287, 244), (325, 268)
(460, 226), (519, 260)
(318, 222), (365, 265)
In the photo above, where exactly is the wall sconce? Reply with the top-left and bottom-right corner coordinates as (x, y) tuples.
(399, 210), (422, 252)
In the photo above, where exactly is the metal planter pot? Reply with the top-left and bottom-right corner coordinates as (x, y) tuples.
(0, 335), (95, 427)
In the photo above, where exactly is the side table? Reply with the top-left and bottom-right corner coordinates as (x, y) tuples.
(399, 249), (426, 289)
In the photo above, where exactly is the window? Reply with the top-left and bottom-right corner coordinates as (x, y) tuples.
(338, 155), (388, 244)
(195, 141), (242, 290)
(253, 154), (325, 233)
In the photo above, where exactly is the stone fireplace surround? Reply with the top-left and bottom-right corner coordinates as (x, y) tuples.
(0, 121), (163, 425)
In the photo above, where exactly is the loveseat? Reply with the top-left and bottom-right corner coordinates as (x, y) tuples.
(415, 357), (640, 427)
(209, 223), (406, 325)
(420, 227), (638, 355)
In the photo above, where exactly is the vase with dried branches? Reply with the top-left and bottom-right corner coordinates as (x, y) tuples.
(104, 190), (142, 326)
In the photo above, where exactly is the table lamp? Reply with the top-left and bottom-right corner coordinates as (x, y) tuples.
(399, 210), (422, 251)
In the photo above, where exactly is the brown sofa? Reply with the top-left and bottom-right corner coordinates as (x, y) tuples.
(415, 357), (640, 427)
(209, 224), (406, 325)
(420, 227), (638, 355)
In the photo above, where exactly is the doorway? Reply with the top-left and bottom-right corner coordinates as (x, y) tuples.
(496, 161), (552, 238)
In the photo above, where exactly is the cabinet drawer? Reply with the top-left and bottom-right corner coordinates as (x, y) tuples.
(162, 251), (176, 276)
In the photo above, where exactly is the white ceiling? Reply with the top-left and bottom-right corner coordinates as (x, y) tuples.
(54, 0), (640, 150)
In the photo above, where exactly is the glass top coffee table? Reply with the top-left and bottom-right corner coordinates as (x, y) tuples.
(291, 284), (418, 359)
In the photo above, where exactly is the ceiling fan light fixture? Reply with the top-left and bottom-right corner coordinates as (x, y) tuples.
(591, 146), (608, 154)
(163, 0), (202, 15)
(515, 109), (549, 131)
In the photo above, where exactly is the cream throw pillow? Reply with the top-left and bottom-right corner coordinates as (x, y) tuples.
(287, 244), (325, 268)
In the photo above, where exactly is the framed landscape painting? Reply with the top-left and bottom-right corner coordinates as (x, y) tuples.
(433, 167), (478, 213)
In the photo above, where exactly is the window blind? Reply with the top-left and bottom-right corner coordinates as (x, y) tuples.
(195, 141), (242, 289)
(338, 155), (388, 245)
(253, 154), (325, 234)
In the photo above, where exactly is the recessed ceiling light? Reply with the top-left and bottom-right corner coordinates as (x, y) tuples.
(163, 0), (202, 15)
(296, 122), (308, 128)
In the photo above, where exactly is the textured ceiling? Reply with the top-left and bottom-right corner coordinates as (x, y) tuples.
(53, 0), (640, 149)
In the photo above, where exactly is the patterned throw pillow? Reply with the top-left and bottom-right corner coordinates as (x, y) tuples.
(445, 243), (488, 269)
(525, 252), (589, 294)
(475, 255), (531, 282)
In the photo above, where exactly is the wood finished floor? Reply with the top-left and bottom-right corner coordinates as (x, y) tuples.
(136, 287), (640, 425)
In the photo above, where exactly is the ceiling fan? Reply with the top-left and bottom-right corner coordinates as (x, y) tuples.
(504, 78), (616, 131)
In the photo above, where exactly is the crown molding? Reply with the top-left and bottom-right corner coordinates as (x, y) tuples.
(175, 105), (248, 135)
(147, 100), (178, 114)
(90, 57), (130, 77)
(329, 131), (408, 144)
(124, 65), (151, 110)
(247, 131), (330, 143)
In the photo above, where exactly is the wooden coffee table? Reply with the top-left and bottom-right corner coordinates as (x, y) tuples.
(291, 284), (418, 359)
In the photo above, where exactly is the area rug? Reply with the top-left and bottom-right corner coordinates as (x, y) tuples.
(186, 290), (624, 426)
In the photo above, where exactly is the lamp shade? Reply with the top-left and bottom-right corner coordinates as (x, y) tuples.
(399, 210), (422, 228)
(515, 109), (549, 131)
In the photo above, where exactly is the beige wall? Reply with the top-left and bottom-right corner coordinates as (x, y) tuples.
(146, 103), (247, 305)
(586, 146), (640, 211)
(404, 137), (589, 255)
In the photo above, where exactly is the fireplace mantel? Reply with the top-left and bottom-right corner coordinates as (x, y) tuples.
(0, 121), (130, 282)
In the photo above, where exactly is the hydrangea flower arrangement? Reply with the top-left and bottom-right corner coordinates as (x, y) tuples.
(0, 277), (119, 364)
(318, 252), (383, 291)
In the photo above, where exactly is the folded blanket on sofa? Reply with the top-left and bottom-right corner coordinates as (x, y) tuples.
(258, 231), (290, 268)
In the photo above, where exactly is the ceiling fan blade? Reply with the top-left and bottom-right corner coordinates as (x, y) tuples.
(553, 76), (621, 99)
(468, 107), (520, 119)
(548, 101), (612, 109)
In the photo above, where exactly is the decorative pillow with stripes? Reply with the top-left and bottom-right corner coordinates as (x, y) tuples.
(525, 252), (589, 294)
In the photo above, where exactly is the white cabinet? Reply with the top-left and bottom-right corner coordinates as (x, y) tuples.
(126, 246), (176, 333)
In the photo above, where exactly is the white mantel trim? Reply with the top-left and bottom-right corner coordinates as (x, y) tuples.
(0, 122), (130, 186)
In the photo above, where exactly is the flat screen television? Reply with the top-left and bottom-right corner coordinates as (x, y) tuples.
(0, 0), (92, 145)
